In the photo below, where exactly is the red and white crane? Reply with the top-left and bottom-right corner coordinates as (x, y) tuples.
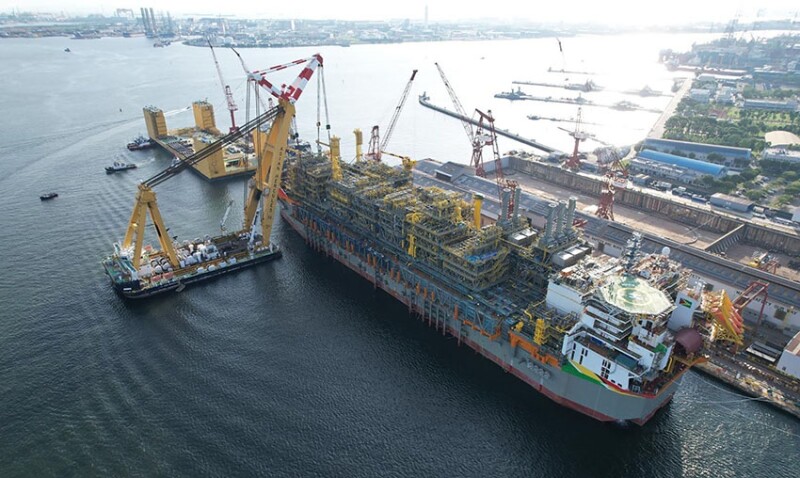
(207, 40), (239, 134)
(435, 62), (516, 216)
(367, 69), (418, 162)
(232, 51), (324, 243)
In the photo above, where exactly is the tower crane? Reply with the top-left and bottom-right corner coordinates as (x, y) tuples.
(208, 40), (239, 134)
(121, 53), (323, 269)
(366, 69), (418, 162)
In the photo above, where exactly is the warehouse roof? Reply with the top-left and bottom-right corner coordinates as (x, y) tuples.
(643, 138), (751, 159)
(637, 149), (727, 176)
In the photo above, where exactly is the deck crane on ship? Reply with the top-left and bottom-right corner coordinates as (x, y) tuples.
(102, 53), (323, 299)
(366, 69), (418, 162)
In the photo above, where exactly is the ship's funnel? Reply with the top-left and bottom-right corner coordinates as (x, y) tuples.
(566, 196), (577, 233)
(513, 187), (521, 218)
(544, 202), (557, 241)
(473, 193), (483, 229)
(501, 188), (511, 221)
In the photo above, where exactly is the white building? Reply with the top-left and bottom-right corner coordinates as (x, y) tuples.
(776, 331), (800, 380)
(762, 148), (800, 164)
(689, 89), (711, 103)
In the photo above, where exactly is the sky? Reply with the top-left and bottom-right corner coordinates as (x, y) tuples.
(2, 0), (799, 25)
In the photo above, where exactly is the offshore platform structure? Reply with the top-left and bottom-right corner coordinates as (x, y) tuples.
(103, 53), (323, 298)
(278, 131), (706, 423)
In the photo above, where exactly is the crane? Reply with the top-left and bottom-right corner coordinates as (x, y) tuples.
(238, 53), (324, 245)
(435, 62), (486, 174)
(435, 62), (474, 144)
(473, 108), (517, 218)
(562, 106), (589, 171)
(366, 69), (418, 161)
(595, 174), (615, 221)
(434, 62), (517, 216)
(208, 40), (239, 134)
(121, 53), (323, 269)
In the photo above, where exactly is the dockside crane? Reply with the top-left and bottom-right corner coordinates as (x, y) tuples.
(121, 53), (323, 269)
(208, 40), (239, 134)
(561, 106), (589, 171)
(366, 69), (418, 162)
(435, 62), (516, 215)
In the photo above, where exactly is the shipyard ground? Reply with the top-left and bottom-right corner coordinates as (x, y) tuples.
(722, 244), (800, 283)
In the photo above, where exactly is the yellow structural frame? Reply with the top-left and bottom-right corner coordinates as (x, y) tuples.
(122, 184), (179, 269)
(243, 98), (296, 244)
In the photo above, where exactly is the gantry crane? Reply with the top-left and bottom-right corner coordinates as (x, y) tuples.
(208, 39), (239, 134)
(366, 69), (418, 162)
(121, 53), (323, 269)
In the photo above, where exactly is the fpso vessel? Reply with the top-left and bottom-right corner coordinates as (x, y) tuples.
(278, 151), (706, 424)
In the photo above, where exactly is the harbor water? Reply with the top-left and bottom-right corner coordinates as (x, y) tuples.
(0, 33), (798, 477)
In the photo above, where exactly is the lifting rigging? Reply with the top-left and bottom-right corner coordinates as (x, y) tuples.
(366, 69), (418, 162)
(121, 53), (323, 270)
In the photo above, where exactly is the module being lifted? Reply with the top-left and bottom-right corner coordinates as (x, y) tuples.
(103, 53), (323, 298)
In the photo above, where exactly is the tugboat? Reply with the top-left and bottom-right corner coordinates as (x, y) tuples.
(127, 135), (154, 151)
(106, 160), (138, 174)
(40, 192), (58, 201)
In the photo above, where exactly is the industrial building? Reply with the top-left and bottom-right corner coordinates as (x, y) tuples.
(630, 149), (727, 183)
(762, 148), (800, 164)
(742, 98), (799, 112)
(642, 138), (751, 165)
(777, 331), (800, 380)
(709, 193), (754, 214)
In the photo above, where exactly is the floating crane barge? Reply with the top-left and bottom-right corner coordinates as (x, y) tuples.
(278, 141), (707, 424)
(104, 53), (324, 298)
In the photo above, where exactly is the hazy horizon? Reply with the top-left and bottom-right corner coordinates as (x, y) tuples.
(2, 0), (799, 25)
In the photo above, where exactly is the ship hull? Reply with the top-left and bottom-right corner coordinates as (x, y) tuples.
(104, 249), (281, 299)
(279, 200), (681, 424)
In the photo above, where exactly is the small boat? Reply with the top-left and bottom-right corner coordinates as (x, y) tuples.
(127, 135), (154, 151)
(40, 192), (58, 201)
(64, 48), (71, 53)
(105, 161), (138, 174)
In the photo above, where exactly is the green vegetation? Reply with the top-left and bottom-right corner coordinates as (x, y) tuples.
(742, 85), (798, 100)
(663, 98), (800, 153)
(696, 158), (800, 208)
